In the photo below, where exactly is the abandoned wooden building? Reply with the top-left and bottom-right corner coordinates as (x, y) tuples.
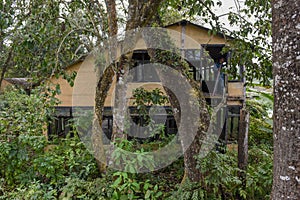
(46, 20), (246, 146)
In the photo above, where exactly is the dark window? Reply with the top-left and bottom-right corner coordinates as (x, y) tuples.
(201, 44), (227, 61)
(132, 51), (160, 82)
(226, 106), (241, 143)
(48, 106), (179, 142)
(102, 116), (113, 141)
(166, 117), (178, 134)
(51, 117), (73, 137)
(185, 49), (201, 60)
(185, 49), (203, 81)
(129, 116), (148, 138)
(128, 106), (177, 136)
(48, 107), (73, 139)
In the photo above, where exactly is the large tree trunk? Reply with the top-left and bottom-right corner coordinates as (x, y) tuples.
(152, 51), (209, 182)
(144, 28), (210, 182)
(271, 0), (300, 199)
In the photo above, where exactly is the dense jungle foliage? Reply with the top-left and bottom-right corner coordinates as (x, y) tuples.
(0, 86), (273, 200)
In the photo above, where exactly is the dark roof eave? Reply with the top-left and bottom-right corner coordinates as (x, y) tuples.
(4, 78), (32, 89)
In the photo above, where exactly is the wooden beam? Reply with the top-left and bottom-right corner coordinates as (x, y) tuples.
(237, 108), (249, 199)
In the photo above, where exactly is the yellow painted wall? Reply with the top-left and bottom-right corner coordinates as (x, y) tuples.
(0, 80), (13, 92)
(51, 58), (167, 108)
(166, 23), (228, 48)
(132, 23), (228, 50)
(49, 62), (81, 107)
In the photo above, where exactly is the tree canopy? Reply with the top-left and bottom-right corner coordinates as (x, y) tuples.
(1, 0), (272, 85)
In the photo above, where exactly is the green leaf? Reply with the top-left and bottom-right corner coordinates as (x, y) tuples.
(112, 176), (122, 188)
(145, 190), (151, 199)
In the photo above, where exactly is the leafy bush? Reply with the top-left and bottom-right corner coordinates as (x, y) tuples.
(169, 143), (272, 200)
(0, 87), (273, 199)
(246, 88), (273, 146)
(0, 88), (57, 187)
(246, 144), (273, 199)
(33, 136), (100, 185)
(0, 134), (48, 186)
(1, 180), (58, 200)
(60, 177), (113, 199)
(109, 171), (163, 200)
(0, 89), (101, 197)
(0, 135), (101, 198)
(169, 88), (274, 200)
(166, 150), (240, 199)
(0, 87), (58, 136)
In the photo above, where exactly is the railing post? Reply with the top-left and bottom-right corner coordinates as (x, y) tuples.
(237, 108), (249, 199)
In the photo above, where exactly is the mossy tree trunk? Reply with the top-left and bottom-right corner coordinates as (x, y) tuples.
(144, 38), (210, 182)
(92, 0), (118, 173)
(154, 52), (210, 182)
(110, 0), (163, 141)
(93, 0), (163, 173)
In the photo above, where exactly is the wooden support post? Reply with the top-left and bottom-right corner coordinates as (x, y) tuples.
(237, 108), (249, 199)
(181, 23), (186, 58)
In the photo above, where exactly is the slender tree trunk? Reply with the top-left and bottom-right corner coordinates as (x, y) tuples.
(111, 0), (163, 141)
(237, 109), (249, 200)
(271, 0), (300, 199)
(92, 0), (119, 173)
(111, 54), (133, 141)
(94, 65), (115, 173)
(105, 0), (118, 36)
(0, 49), (12, 90)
